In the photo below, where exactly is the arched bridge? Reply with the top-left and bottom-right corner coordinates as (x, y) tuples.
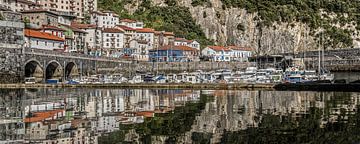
(24, 49), (130, 83)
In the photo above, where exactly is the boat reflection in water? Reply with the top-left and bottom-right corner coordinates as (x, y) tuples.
(0, 89), (360, 143)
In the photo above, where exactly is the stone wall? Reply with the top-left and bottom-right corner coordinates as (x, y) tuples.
(0, 47), (23, 83)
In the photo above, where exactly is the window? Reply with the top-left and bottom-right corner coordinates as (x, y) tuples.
(53, 42), (55, 47)
(45, 42), (47, 46)
(36, 40), (39, 45)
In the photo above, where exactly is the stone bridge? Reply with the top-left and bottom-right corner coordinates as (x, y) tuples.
(23, 49), (131, 83)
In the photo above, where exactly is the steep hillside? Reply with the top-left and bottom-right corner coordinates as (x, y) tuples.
(98, 0), (360, 54)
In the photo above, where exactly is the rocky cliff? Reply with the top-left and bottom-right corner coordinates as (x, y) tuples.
(100, 0), (360, 54)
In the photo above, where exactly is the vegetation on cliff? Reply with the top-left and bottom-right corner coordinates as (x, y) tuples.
(98, 0), (214, 47)
(99, 0), (360, 49)
(216, 0), (360, 48)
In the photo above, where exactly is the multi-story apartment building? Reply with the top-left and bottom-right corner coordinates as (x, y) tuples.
(134, 28), (155, 61)
(0, 0), (40, 12)
(119, 18), (144, 29)
(174, 38), (200, 50)
(71, 23), (98, 55)
(90, 11), (119, 28)
(102, 28), (124, 57)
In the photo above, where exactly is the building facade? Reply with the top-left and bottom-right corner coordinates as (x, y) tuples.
(102, 28), (124, 57)
(21, 9), (59, 28)
(228, 46), (252, 62)
(24, 29), (65, 50)
(90, 11), (119, 28)
(149, 45), (199, 62)
(201, 46), (232, 62)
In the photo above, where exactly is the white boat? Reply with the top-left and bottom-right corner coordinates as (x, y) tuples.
(25, 77), (36, 84)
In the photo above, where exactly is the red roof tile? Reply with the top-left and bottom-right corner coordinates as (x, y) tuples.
(117, 25), (136, 31)
(136, 28), (155, 33)
(175, 37), (193, 43)
(207, 46), (231, 51)
(227, 46), (253, 51)
(120, 19), (137, 23)
(25, 29), (65, 41)
(24, 109), (64, 123)
(103, 28), (124, 33)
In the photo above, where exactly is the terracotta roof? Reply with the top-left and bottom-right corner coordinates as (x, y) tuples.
(136, 111), (154, 118)
(71, 23), (97, 29)
(164, 32), (175, 36)
(21, 9), (58, 15)
(120, 19), (137, 23)
(152, 45), (198, 51)
(25, 29), (65, 41)
(175, 37), (193, 43)
(154, 31), (175, 36)
(103, 28), (124, 33)
(91, 11), (106, 16)
(24, 109), (64, 123)
(227, 46), (253, 51)
(117, 25), (136, 31)
(136, 28), (155, 33)
(41, 25), (65, 31)
(207, 46), (231, 51)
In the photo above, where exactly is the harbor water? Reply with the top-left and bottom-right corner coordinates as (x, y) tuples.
(0, 88), (360, 143)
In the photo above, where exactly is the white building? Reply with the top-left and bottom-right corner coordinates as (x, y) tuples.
(90, 11), (119, 28)
(38, 25), (66, 39)
(201, 46), (232, 62)
(134, 28), (155, 61)
(102, 28), (124, 57)
(227, 46), (253, 62)
(24, 29), (65, 51)
(71, 23), (98, 55)
(119, 19), (144, 29)
(174, 38), (200, 50)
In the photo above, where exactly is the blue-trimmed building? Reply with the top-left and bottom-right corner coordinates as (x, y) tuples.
(149, 45), (199, 62)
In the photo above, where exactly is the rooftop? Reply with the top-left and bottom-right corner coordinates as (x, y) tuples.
(24, 109), (64, 123)
(152, 45), (198, 51)
(25, 29), (65, 42)
(71, 23), (97, 29)
(20, 9), (58, 16)
(136, 28), (155, 33)
(117, 25), (136, 31)
(103, 28), (124, 33)
(227, 46), (253, 51)
(120, 19), (137, 23)
(41, 25), (65, 31)
(207, 46), (231, 51)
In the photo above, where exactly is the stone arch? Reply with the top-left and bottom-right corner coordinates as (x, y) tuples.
(64, 62), (79, 80)
(45, 60), (63, 81)
(24, 60), (43, 83)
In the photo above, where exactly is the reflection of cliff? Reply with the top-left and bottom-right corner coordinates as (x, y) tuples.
(176, 90), (360, 143)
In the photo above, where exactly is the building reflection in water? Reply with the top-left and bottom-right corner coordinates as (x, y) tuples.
(0, 89), (359, 143)
(0, 89), (200, 144)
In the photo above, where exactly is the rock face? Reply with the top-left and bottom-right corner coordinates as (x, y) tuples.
(124, 0), (360, 54)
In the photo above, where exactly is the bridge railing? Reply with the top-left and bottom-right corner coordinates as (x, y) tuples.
(25, 48), (131, 62)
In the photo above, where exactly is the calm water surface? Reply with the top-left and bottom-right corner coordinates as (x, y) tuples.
(0, 88), (360, 143)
